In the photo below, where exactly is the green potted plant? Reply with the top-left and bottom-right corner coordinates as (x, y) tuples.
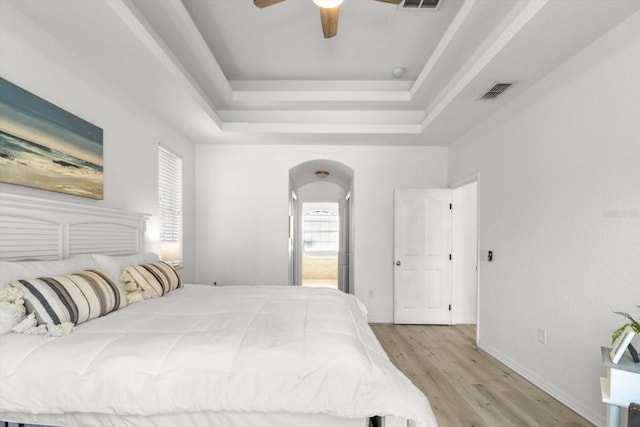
(611, 305), (640, 363)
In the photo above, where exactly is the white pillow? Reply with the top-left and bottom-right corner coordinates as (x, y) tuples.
(0, 254), (99, 290)
(0, 255), (99, 335)
(91, 252), (159, 285)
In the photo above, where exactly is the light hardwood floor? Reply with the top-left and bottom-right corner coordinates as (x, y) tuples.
(370, 324), (594, 427)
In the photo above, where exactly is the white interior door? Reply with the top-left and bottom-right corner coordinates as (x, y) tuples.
(452, 182), (478, 324)
(394, 189), (452, 324)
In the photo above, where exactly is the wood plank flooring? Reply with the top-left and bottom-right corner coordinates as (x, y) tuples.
(370, 324), (594, 427)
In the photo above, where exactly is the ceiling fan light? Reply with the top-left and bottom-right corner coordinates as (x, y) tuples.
(312, 0), (343, 8)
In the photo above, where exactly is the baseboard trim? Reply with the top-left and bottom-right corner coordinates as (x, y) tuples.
(453, 317), (477, 325)
(478, 339), (604, 426)
(367, 317), (392, 324)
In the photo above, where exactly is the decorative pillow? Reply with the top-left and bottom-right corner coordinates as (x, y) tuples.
(0, 255), (100, 335)
(0, 306), (24, 335)
(91, 252), (159, 286)
(10, 269), (128, 327)
(120, 262), (183, 299)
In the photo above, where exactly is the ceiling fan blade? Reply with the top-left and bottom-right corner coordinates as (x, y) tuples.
(319, 6), (339, 39)
(254, 0), (286, 8)
(372, 0), (402, 4)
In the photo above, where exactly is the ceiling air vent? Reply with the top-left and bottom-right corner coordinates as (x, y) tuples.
(481, 83), (513, 100)
(402, 0), (441, 9)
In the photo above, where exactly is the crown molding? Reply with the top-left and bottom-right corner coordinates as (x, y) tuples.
(106, 0), (223, 130)
(421, 0), (549, 130)
(107, 0), (549, 135)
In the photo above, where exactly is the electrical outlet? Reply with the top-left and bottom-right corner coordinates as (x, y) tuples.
(537, 328), (547, 344)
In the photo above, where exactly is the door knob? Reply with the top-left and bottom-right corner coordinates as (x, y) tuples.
(395, 260), (401, 266)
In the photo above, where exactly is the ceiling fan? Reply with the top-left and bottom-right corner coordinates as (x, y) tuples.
(254, 0), (402, 39)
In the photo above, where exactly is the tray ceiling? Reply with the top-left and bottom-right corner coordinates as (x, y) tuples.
(3, 0), (640, 145)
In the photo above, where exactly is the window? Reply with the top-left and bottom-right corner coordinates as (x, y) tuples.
(158, 145), (182, 265)
(303, 208), (339, 254)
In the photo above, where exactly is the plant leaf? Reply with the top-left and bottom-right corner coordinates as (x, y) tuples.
(611, 325), (629, 344)
(612, 306), (640, 338)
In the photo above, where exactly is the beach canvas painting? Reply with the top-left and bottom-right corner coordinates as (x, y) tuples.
(0, 77), (103, 199)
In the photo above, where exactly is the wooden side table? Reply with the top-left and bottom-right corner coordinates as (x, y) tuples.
(601, 347), (640, 427)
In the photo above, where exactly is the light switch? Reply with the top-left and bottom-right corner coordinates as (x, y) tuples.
(480, 250), (493, 262)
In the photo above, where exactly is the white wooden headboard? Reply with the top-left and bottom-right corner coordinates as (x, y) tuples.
(0, 192), (149, 261)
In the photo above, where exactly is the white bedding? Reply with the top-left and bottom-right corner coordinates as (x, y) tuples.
(0, 285), (436, 427)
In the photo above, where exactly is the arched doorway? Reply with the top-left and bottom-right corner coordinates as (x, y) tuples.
(289, 160), (354, 293)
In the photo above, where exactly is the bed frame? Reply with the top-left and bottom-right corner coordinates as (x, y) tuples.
(0, 192), (149, 261)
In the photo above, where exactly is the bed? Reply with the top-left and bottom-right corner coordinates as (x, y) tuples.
(0, 192), (437, 427)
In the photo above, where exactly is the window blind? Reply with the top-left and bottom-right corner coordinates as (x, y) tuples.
(158, 145), (182, 262)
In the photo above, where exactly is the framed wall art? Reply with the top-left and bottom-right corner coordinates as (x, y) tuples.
(0, 77), (103, 200)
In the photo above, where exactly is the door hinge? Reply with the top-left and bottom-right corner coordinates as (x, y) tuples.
(449, 254), (452, 260)
(449, 304), (452, 311)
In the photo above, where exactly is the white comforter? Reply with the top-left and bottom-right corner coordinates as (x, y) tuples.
(0, 285), (436, 427)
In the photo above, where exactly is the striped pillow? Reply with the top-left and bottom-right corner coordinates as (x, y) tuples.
(10, 269), (127, 326)
(121, 262), (182, 298)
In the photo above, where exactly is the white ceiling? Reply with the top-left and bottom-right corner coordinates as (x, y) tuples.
(5, 0), (640, 146)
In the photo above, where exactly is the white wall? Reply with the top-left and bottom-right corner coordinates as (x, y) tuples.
(448, 11), (640, 425)
(0, 4), (196, 282)
(194, 144), (448, 322)
(297, 181), (347, 201)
